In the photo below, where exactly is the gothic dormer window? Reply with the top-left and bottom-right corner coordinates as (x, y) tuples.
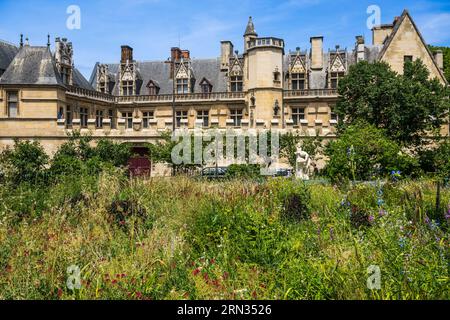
(199, 78), (213, 93)
(147, 80), (160, 95)
(289, 49), (308, 90)
(55, 37), (73, 86)
(228, 55), (244, 92)
(175, 62), (191, 94)
(328, 46), (347, 89)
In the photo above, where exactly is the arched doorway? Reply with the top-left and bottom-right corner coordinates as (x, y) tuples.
(128, 145), (151, 177)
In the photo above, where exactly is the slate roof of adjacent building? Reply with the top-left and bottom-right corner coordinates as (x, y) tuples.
(0, 43), (94, 89)
(0, 40), (19, 72)
(0, 46), (64, 86)
(90, 58), (228, 95)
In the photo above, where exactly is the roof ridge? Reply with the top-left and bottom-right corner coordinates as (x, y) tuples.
(0, 39), (18, 48)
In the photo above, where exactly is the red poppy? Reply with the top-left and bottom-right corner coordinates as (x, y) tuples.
(57, 288), (63, 298)
(193, 268), (200, 276)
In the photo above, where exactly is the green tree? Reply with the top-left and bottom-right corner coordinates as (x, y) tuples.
(336, 60), (449, 147)
(324, 122), (420, 183)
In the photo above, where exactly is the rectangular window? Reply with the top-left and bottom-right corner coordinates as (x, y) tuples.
(330, 72), (345, 89)
(58, 107), (64, 120)
(96, 110), (104, 128)
(122, 81), (134, 96)
(404, 55), (413, 64)
(80, 107), (89, 128)
(292, 73), (306, 90)
(66, 106), (73, 127)
(230, 76), (243, 92)
(61, 67), (70, 85)
(108, 109), (116, 129)
(176, 110), (188, 128)
(330, 107), (338, 122)
(201, 84), (211, 94)
(99, 82), (106, 93)
(292, 107), (305, 126)
(7, 91), (18, 118)
(230, 109), (243, 127)
(122, 112), (133, 129)
(197, 110), (209, 127)
(143, 111), (155, 129)
(176, 79), (189, 94)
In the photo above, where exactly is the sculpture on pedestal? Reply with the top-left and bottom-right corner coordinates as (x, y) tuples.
(295, 146), (311, 180)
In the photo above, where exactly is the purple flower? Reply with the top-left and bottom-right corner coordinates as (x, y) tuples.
(329, 228), (335, 241)
(379, 209), (386, 217)
(368, 215), (375, 223)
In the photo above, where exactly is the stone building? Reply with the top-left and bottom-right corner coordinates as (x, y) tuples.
(0, 10), (448, 172)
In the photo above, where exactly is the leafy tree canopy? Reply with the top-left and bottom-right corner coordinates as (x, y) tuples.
(336, 60), (449, 147)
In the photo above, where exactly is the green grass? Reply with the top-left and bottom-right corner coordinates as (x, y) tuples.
(0, 172), (448, 300)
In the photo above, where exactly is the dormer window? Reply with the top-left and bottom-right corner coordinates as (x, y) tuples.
(61, 66), (71, 85)
(176, 79), (189, 94)
(122, 81), (134, 96)
(147, 81), (160, 95)
(99, 81), (106, 93)
(199, 78), (213, 93)
(292, 73), (306, 90)
(330, 72), (345, 89)
(230, 76), (243, 92)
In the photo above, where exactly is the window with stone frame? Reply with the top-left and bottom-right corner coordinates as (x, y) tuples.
(176, 79), (189, 94)
(61, 67), (71, 85)
(142, 111), (155, 129)
(108, 109), (116, 129)
(197, 110), (209, 127)
(176, 110), (188, 128)
(230, 76), (243, 92)
(201, 83), (212, 94)
(122, 81), (134, 96)
(292, 107), (305, 126)
(7, 91), (18, 118)
(66, 106), (73, 127)
(99, 81), (107, 93)
(122, 112), (133, 129)
(147, 82), (160, 95)
(330, 72), (345, 89)
(330, 106), (338, 122)
(96, 110), (104, 128)
(291, 73), (306, 90)
(80, 107), (89, 128)
(230, 109), (243, 127)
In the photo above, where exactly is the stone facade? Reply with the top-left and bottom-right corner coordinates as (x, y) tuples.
(0, 10), (448, 160)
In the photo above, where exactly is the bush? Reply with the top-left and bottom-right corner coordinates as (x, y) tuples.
(324, 122), (420, 183)
(0, 139), (49, 185)
(270, 179), (312, 221)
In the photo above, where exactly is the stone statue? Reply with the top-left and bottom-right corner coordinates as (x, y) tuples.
(295, 146), (311, 180)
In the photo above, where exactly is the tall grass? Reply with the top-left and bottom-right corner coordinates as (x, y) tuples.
(0, 171), (448, 300)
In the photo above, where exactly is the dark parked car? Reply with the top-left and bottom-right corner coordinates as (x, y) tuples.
(201, 166), (228, 179)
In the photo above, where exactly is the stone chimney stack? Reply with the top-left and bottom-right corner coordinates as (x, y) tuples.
(356, 35), (365, 62)
(121, 45), (133, 63)
(434, 50), (444, 72)
(310, 36), (324, 70)
(220, 41), (234, 71)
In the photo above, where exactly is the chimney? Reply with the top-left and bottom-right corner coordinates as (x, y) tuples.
(181, 50), (190, 60)
(355, 35), (365, 62)
(121, 45), (133, 64)
(434, 50), (444, 72)
(372, 25), (393, 45)
(310, 36), (323, 70)
(171, 47), (182, 62)
(220, 41), (234, 71)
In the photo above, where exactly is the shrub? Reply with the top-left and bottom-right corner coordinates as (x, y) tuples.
(346, 184), (378, 228)
(0, 139), (49, 185)
(271, 179), (312, 221)
(324, 122), (420, 183)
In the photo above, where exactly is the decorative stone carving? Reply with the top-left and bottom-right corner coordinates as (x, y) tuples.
(295, 146), (311, 180)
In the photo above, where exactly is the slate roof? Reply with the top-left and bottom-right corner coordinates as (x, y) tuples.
(90, 58), (228, 95)
(0, 40), (19, 72)
(0, 46), (64, 86)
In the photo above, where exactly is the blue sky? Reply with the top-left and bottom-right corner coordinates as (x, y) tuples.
(1, 0), (449, 79)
